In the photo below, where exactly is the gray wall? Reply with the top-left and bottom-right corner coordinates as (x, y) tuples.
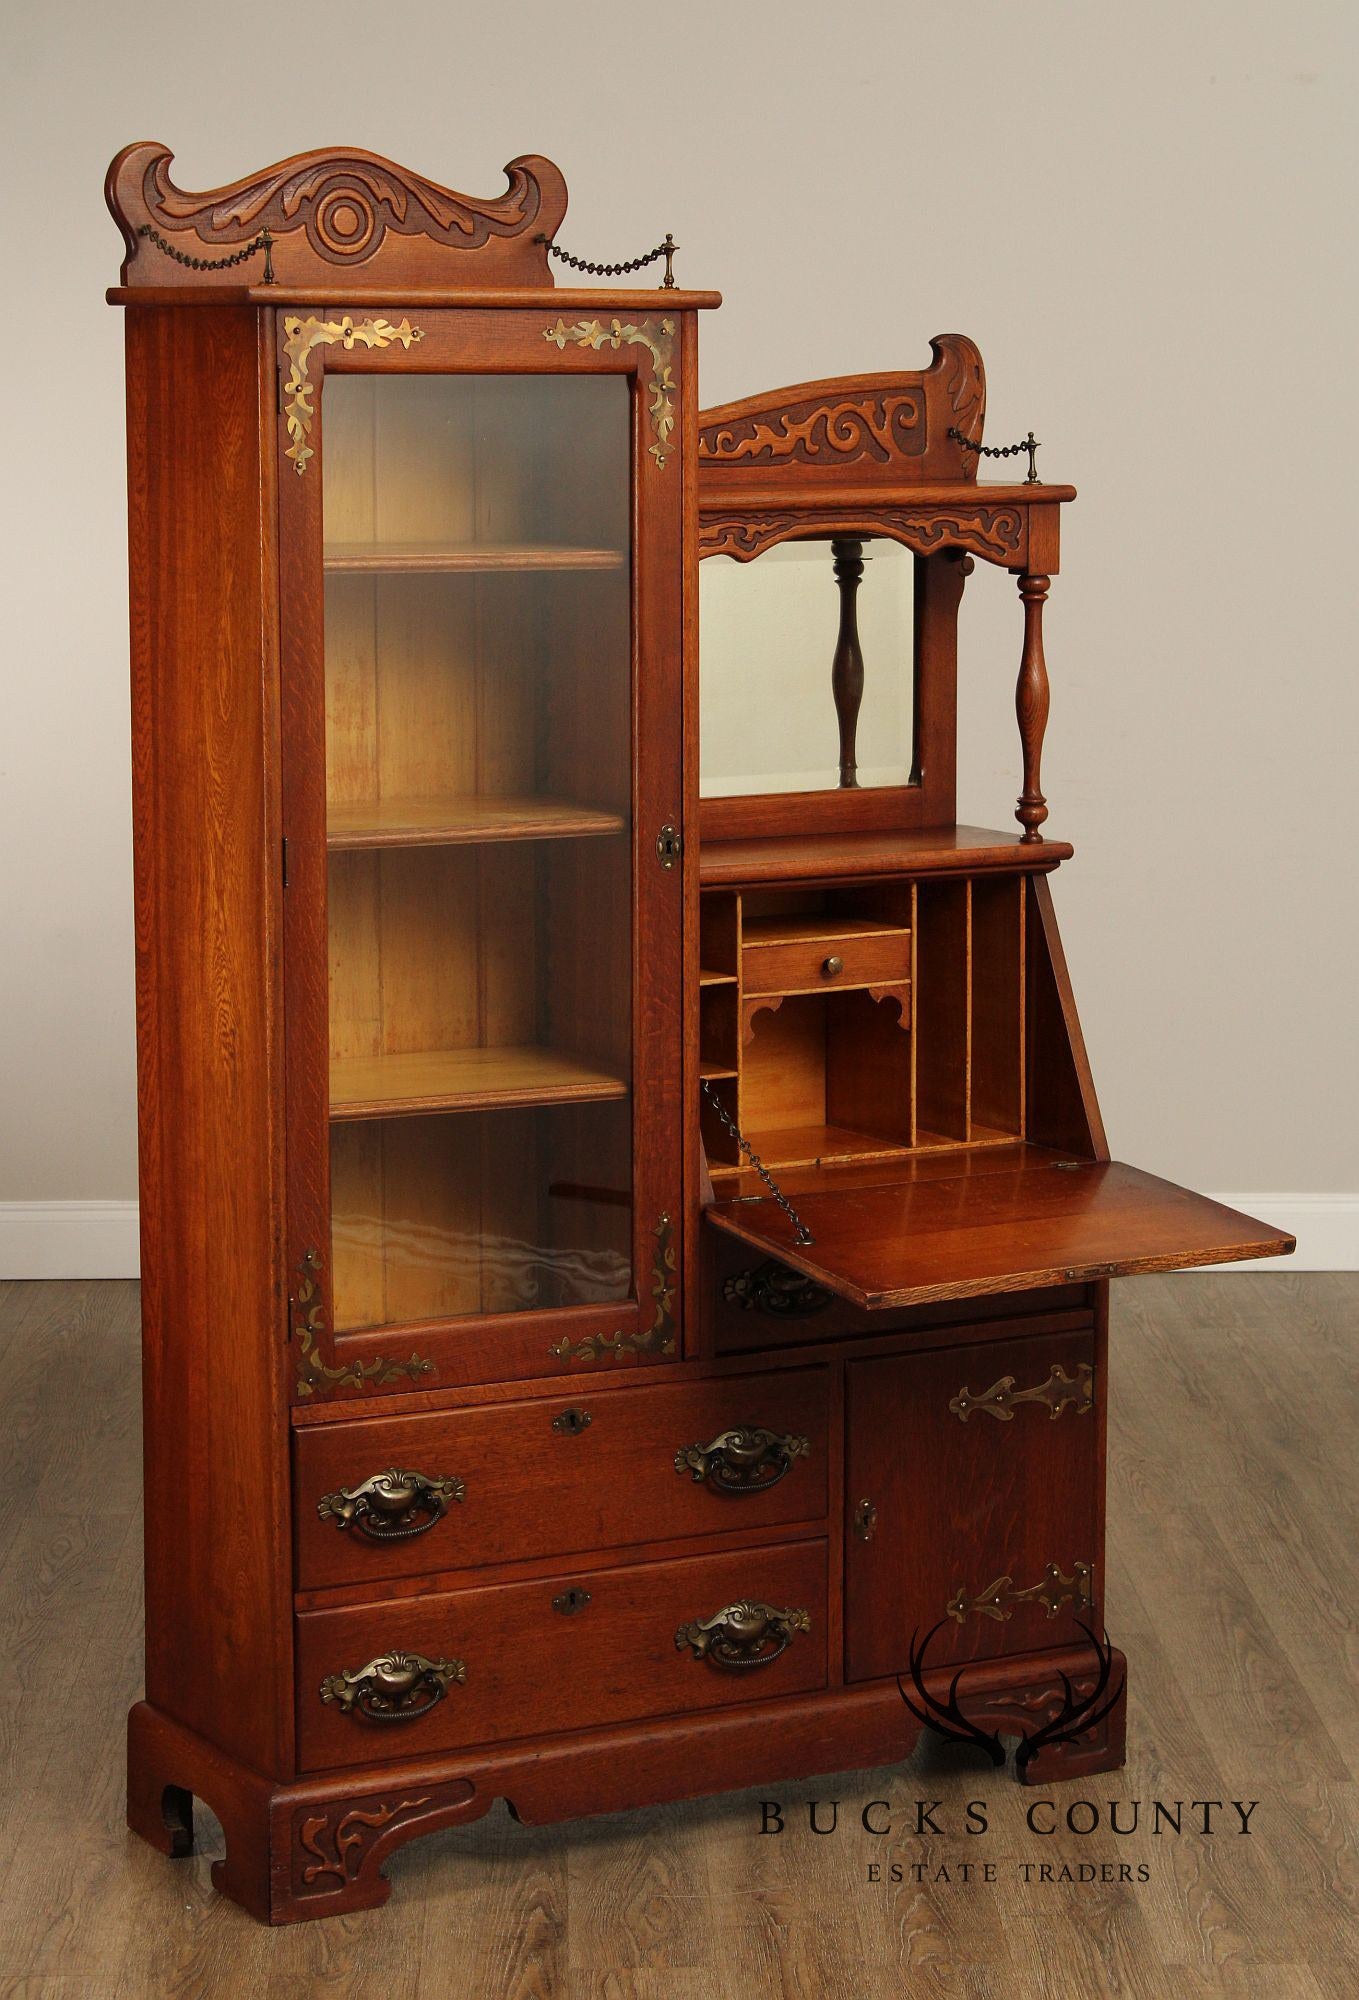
(2, 2), (1354, 1258)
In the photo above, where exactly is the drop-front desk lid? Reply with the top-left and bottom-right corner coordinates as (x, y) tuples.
(705, 1152), (1293, 1311)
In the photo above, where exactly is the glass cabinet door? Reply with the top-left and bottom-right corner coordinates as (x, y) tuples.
(280, 322), (684, 1387)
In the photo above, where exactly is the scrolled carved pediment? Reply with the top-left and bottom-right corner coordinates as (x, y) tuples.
(106, 142), (568, 289)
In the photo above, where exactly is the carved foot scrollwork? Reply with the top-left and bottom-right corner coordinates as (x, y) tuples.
(286, 1778), (488, 1917)
(969, 1645), (1129, 1786)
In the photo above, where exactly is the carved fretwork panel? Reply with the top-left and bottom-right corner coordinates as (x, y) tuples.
(106, 143), (568, 289)
(698, 503), (1027, 568)
(697, 335), (985, 488)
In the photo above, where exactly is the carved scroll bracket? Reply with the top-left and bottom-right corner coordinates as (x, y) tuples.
(698, 505), (1026, 567)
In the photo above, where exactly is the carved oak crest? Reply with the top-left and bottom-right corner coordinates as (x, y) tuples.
(697, 335), (985, 486)
(106, 143), (568, 288)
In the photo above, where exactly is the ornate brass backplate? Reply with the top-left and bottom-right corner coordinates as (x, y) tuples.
(949, 1362), (1094, 1423)
(319, 1651), (465, 1723)
(550, 1213), (676, 1364)
(282, 314), (423, 474)
(946, 1561), (1093, 1624)
(292, 1248), (433, 1399)
(543, 316), (676, 468)
(673, 1426), (810, 1494)
(722, 1260), (834, 1317)
(317, 1467), (464, 1540)
(675, 1600), (811, 1670)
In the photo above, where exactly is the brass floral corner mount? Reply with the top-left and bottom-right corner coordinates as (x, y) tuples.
(281, 315), (424, 475)
(543, 316), (677, 468)
(291, 1248), (433, 1398)
(549, 1212), (677, 1364)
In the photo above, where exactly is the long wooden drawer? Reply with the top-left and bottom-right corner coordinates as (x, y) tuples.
(296, 1538), (827, 1771)
(293, 1370), (828, 1590)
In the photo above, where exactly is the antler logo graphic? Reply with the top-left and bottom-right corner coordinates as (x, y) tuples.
(897, 1622), (1007, 1764)
(898, 1621), (1125, 1770)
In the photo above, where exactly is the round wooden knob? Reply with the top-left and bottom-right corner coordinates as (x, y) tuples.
(822, 955), (843, 977)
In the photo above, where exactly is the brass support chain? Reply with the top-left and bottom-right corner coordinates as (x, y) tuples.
(537, 232), (677, 287)
(948, 424), (1040, 483)
(137, 222), (276, 282)
(700, 1077), (813, 1246)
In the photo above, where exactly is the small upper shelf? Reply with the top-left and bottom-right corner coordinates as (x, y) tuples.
(323, 541), (627, 575)
(700, 826), (1075, 887)
(326, 796), (626, 851)
(330, 1044), (630, 1122)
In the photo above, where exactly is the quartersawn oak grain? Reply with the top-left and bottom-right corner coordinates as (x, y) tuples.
(113, 141), (1295, 1929)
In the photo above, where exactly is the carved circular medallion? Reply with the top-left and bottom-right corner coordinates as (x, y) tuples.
(312, 184), (383, 260)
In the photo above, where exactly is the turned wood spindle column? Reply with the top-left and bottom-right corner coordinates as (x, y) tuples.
(831, 537), (865, 788)
(1015, 571), (1051, 842)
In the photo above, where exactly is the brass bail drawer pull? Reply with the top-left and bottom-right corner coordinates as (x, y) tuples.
(319, 1651), (466, 1722)
(673, 1425), (811, 1494)
(316, 1467), (465, 1541)
(675, 1600), (811, 1670)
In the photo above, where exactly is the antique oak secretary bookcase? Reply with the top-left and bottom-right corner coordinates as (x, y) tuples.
(107, 142), (1291, 1923)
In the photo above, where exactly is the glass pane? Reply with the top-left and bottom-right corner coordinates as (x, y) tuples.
(321, 373), (633, 1331)
(699, 540), (915, 795)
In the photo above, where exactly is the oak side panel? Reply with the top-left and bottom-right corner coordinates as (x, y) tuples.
(1026, 873), (1109, 1159)
(127, 305), (292, 1776)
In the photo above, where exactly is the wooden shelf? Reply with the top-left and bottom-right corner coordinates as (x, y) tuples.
(742, 914), (909, 947)
(915, 1125), (1024, 1153)
(727, 1124), (915, 1173)
(700, 825), (1074, 887)
(330, 1045), (630, 1121)
(323, 541), (627, 575)
(699, 969), (737, 986)
(326, 795), (626, 850)
(699, 1061), (738, 1081)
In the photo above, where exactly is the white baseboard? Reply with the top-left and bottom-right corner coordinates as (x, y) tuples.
(0, 1195), (1353, 1282)
(0, 1201), (141, 1279)
(1205, 1195), (1359, 1272)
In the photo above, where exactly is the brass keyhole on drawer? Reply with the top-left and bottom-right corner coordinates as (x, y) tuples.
(553, 1586), (592, 1616)
(822, 955), (844, 977)
(552, 1406), (592, 1435)
(854, 1497), (878, 1542)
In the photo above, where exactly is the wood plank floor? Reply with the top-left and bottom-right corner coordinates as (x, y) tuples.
(0, 1274), (1354, 1998)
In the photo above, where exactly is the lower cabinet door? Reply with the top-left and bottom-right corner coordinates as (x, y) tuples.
(845, 1331), (1098, 1680)
(296, 1538), (826, 1772)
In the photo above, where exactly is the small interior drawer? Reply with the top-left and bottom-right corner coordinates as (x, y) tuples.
(742, 918), (910, 998)
(296, 1538), (827, 1770)
(294, 1369), (828, 1589)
